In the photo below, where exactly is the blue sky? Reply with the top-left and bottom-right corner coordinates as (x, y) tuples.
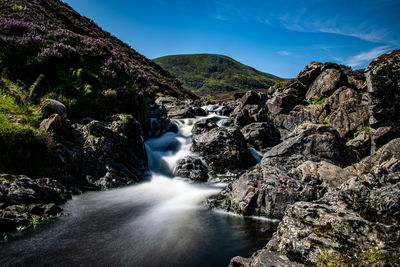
(63, 0), (399, 78)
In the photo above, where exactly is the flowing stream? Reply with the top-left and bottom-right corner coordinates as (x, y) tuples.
(0, 108), (278, 267)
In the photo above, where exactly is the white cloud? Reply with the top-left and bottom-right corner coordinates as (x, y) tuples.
(277, 50), (290, 56)
(214, 15), (230, 21)
(343, 46), (391, 67)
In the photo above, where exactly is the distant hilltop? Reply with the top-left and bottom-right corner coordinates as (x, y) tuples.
(154, 54), (285, 94)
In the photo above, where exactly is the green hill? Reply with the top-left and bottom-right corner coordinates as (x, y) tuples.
(154, 54), (284, 92)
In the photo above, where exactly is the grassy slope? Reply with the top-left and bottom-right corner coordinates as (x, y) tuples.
(154, 54), (285, 92)
(0, 0), (194, 177)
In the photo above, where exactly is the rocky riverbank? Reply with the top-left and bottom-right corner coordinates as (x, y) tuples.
(201, 50), (399, 266)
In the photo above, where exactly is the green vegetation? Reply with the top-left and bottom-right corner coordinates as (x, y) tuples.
(154, 54), (284, 92)
(273, 80), (287, 88)
(316, 247), (396, 266)
(316, 249), (348, 267)
(11, 4), (24, 12)
(305, 96), (327, 105)
(363, 119), (371, 135)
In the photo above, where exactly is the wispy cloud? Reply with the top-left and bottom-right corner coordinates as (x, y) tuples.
(214, 15), (230, 21)
(342, 46), (392, 67)
(279, 16), (395, 45)
(277, 50), (290, 56)
(210, 0), (399, 46)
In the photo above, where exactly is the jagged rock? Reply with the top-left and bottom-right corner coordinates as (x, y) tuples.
(155, 96), (179, 107)
(240, 91), (264, 106)
(265, 138), (400, 265)
(149, 118), (178, 138)
(365, 49), (400, 151)
(211, 123), (357, 218)
(266, 93), (302, 115)
(306, 68), (346, 99)
(230, 250), (303, 267)
(40, 99), (67, 119)
(0, 174), (71, 234)
(192, 117), (220, 136)
(241, 122), (281, 150)
(294, 160), (354, 188)
(219, 101), (239, 116)
(328, 98), (369, 138)
(192, 126), (255, 173)
(297, 61), (323, 88)
(155, 96), (205, 119)
(57, 114), (148, 189)
(39, 113), (64, 133)
(346, 130), (371, 157)
(167, 106), (195, 119)
(174, 156), (209, 182)
(275, 105), (323, 136)
(230, 91), (269, 126)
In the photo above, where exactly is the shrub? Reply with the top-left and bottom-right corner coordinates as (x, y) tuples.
(11, 4), (23, 12)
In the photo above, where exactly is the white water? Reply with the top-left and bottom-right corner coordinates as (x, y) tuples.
(0, 106), (277, 267)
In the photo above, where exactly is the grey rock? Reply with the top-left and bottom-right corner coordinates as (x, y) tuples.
(40, 99), (67, 119)
(0, 174), (71, 234)
(265, 138), (400, 265)
(306, 68), (346, 99)
(241, 122), (281, 150)
(297, 61), (323, 88)
(212, 123), (357, 218)
(365, 49), (400, 151)
(39, 113), (64, 133)
(192, 126), (255, 173)
(230, 250), (304, 267)
(174, 156), (209, 182)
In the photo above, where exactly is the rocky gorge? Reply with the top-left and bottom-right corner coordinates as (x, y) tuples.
(0, 0), (399, 266)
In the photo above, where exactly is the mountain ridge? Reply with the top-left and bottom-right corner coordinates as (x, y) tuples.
(154, 53), (285, 94)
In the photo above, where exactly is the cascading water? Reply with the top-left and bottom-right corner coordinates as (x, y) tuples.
(0, 107), (277, 267)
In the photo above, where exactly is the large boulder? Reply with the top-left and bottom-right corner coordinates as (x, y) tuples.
(56, 114), (148, 190)
(40, 99), (67, 119)
(266, 93), (302, 115)
(365, 49), (400, 151)
(325, 87), (369, 138)
(306, 68), (347, 100)
(230, 91), (269, 126)
(192, 126), (255, 173)
(265, 138), (400, 265)
(241, 122), (281, 150)
(297, 61), (323, 88)
(211, 123), (357, 218)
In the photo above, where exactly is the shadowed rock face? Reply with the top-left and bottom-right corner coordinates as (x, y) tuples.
(192, 125), (256, 173)
(0, 173), (71, 235)
(365, 49), (400, 151)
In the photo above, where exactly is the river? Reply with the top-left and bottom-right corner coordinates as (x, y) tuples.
(0, 107), (277, 267)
